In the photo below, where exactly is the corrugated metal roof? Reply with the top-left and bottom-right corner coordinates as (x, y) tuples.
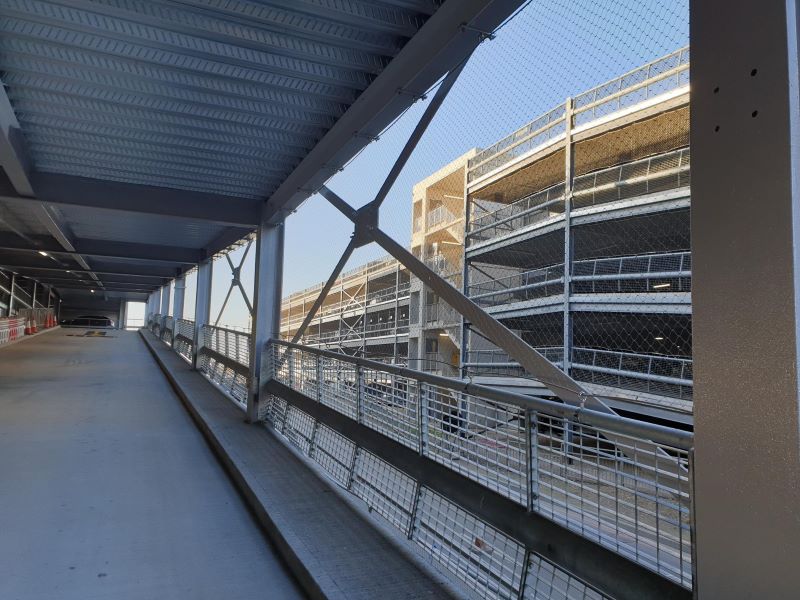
(0, 0), (523, 303)
(0, 0), (432, 198)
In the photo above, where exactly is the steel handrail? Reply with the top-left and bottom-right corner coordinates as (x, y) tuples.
(269, 339), (693, 449)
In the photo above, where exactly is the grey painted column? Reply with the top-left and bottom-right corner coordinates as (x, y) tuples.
(118, 302), (126, 330)
(247, 208), (284, 423)
(160, 284), (171, 317)
(192, 260), (213, 370)
(172, 274), (186, 320)
(8, 273), (15, 314)
(691, 1), (800, 596)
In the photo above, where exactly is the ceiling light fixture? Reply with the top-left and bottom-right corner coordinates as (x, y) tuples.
(652, 283), (671, 289)
(38, 251), (48, 257)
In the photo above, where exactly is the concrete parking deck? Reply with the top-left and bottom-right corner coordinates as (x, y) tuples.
(0, 328), (305, 600)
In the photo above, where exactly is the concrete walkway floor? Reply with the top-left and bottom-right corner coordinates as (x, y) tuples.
(0, 328), (306, 600)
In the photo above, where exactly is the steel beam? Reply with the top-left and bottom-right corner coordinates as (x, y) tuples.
(0, 234), (202, 265)
(0, 260), (176, 279)
(0, 79), (34, 196)
(247, 209), (284, 422)
(691, 0), (800, 596)
(290, 237), (357, 344)
(193, 259), (213, 370)
(263, 0), (527, 223)
(0, 172), (261, 227)
(367, 61), (467, 210)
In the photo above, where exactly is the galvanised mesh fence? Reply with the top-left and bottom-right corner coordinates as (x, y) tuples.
(267, 341), (693, 592)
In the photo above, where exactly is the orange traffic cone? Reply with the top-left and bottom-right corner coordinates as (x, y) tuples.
(24, 318), (31, 335)
(30, 317), (37, 334)
(46, 314), (52, 328)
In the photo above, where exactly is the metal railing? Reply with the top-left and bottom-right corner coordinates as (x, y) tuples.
(467, 147), (690, 249)
(572, 47), (690, 126)
(365, 319), (410, 337)
(423, 302), (460, 326)
(161, 316), (174, 344)
(465, 345), (693, 401)
(571, 251), (692, 294)
(427, 204), (458, 228)
(468, 183), (566, 246)
(367, 283), (410, 305)
(572, 147), (691, 210)
(424, 253), (459, 277)
(173, 318), (195, 363)
(468, 104), (567, 181)
(265, 341), (694, 595)
(571, 347), (693, 402)
(198, 324), (251, 406)
(469, 264), (566, 307)
(467, 47), (689, 182)
(467, 251), (691, 307)
(465, 346), (565, 367)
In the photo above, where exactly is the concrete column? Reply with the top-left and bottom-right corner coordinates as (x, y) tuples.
(691, 1), (800, 596)
(247, 209), (284, 423)
(192, 260), (213, 370)
(172, 274), (186, 320)
(160, 284), (171, 317)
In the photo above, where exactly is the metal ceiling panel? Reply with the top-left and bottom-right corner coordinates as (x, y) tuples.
(0, 0), (525, 305)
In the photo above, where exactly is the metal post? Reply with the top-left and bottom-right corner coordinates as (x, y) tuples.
(193, 259), (213, 370)
(247, 207), (285, 423)
(172, 274), (186, 320)
(8, 273), (15, 314)
(31, 281), (37, 308)
(562, 96), (574, 375)
(691, 1), (800, 596)
(562, 97), (575, 451)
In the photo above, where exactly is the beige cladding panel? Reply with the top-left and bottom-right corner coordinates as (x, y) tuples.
(574, 106), (690, 176)
(469, 148), (566, 205)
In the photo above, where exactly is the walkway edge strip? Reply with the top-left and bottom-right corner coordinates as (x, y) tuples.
(139, 329), (330, 600)
(139, 329), (461, 600)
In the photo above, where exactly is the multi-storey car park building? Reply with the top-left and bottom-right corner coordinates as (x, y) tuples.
(462, 47), (691, 424)
(282, 47), (692, 424)
(408, 151), (473, 377)
(281, 256), (411, 364)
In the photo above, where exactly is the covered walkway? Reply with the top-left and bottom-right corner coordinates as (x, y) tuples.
(0, 328), (305, 600)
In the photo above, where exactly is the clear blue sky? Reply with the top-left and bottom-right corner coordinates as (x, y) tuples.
(175, 0), (689, 329)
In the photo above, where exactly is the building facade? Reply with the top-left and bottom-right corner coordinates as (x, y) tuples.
(281, 47), (692, 424)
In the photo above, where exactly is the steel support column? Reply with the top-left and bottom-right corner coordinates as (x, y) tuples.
(247, 209), (284, 423)
(192, 260), (212, 370)
(160, 284), (171, 317)
(118, 302), (126, 330)
(691, 1), (800, 596)
(562, 96), (574, 375)
(172, 274), (186, 320)
(8, 273), (15, 314)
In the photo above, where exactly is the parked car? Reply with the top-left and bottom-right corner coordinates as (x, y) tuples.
(60, 315), (115, 328)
